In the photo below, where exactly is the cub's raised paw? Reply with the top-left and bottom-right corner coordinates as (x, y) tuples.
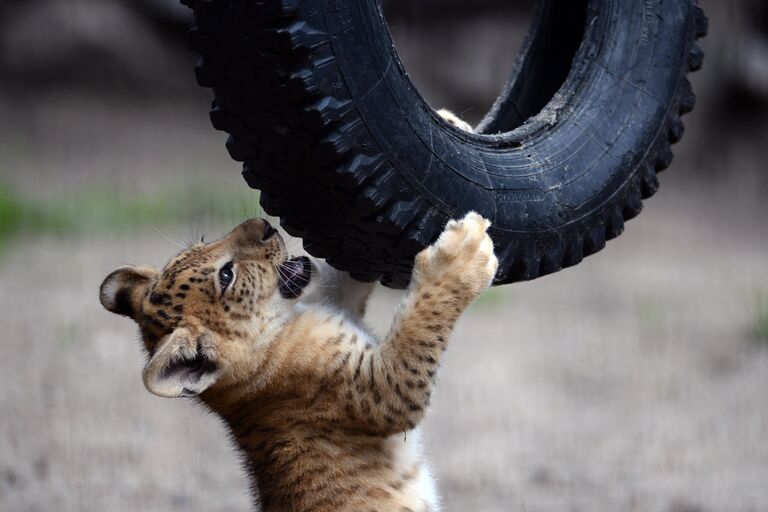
(414, 212), (498, 297)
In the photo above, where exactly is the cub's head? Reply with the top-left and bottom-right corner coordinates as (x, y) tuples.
(99, 218), (311, 399)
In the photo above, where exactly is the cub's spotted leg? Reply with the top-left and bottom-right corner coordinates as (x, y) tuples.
(345, 212), (497, 434)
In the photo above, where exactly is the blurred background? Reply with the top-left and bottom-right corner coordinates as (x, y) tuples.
(1, 1), (767, 511)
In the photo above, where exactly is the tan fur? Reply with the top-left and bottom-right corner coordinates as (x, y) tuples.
(100, 213), (497, 511)
(436, 108), (474, 132)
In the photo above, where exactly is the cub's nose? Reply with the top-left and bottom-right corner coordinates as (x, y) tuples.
(231, 218), (278, 245)
(262, 220), (277, 241)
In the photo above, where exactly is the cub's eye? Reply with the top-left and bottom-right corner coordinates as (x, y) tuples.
(219, 262), (234, 291)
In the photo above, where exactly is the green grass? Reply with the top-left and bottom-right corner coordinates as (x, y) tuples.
(0, 182), (261, 252)
(752, 293), (768, 345)
(471, 286), (508, 311)
(0, 186), (27, 253)
(754, 313), (768, 344)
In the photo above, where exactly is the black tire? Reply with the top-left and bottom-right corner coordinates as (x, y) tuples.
(182, 0), (707, 288)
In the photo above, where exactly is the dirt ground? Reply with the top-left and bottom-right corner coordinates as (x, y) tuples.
(0, 91), (766, 512)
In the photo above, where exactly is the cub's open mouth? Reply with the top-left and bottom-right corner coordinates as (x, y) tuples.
(278, 256), (312, 299)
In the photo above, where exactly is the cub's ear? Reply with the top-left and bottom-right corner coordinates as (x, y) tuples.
(143, 327), (222, 398)
(99, 266), (156, 319)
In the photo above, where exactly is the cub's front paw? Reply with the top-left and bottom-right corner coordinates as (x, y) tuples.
(414, 212), (498, 297)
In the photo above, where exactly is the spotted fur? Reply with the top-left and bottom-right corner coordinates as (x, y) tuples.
(100, 213), (497, 511)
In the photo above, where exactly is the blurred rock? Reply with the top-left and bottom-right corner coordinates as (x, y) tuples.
(132, 0), (192, 27)
(0, 0), (194, 94)
(729, 0), (768, 99)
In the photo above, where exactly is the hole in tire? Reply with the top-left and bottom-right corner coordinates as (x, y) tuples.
(381, 0), (588, 135)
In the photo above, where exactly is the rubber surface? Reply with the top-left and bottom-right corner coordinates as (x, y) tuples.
(182, 0), (707, 288)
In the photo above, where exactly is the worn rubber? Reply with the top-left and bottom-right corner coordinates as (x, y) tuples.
(181, 0), (707, 288)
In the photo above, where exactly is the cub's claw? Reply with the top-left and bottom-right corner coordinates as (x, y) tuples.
(414, 212), (498, 297)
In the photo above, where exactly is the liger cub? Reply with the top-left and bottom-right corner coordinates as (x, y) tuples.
(99, 212), (498, 512)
